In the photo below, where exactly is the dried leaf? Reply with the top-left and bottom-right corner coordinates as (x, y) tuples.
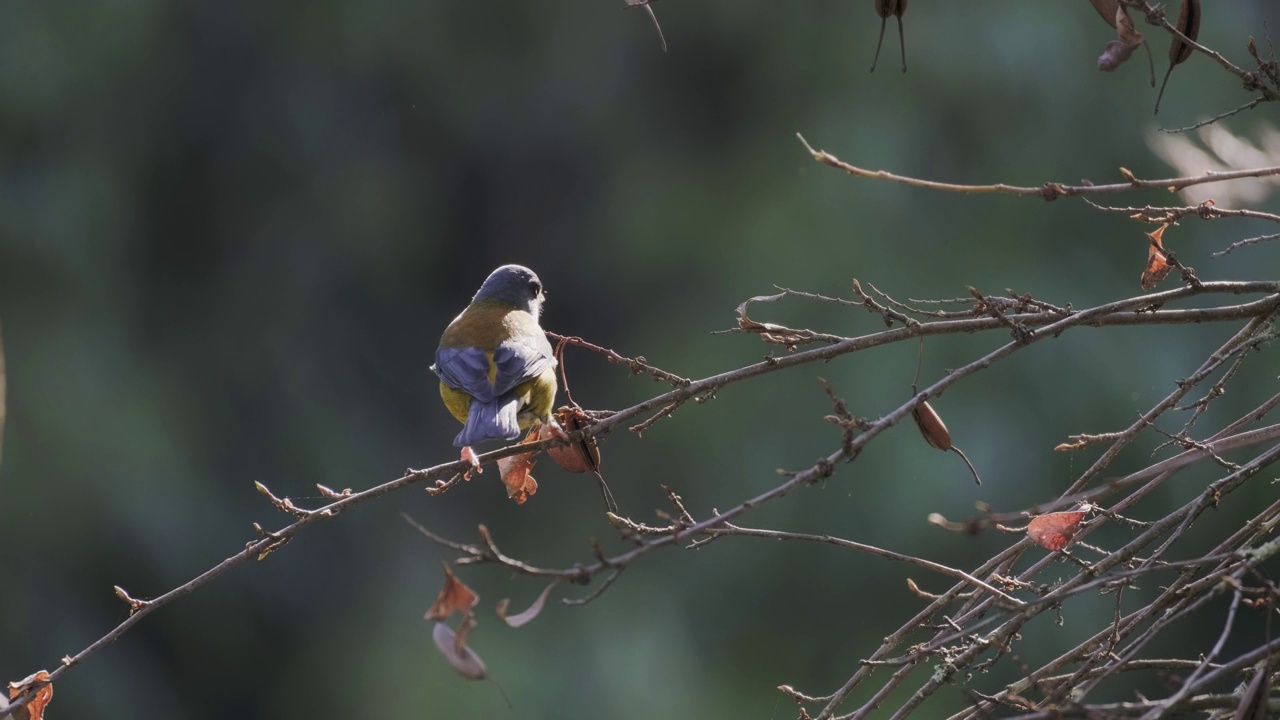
(6, 671), (52, 720)
(496, 580), (560, 628)
(735, 293), (819, 350)
(870, 0), (908, 73)
(1114, 6), (1143, 47)
(1095, 4), (1151, 75)
(1026, 511), (1087, 551)
(735, 293), (787, 333)
(1156, 0), (1201, 113)
(495, 429), (544, 504)
(425, 563), (479, 622)
(498, 452), (538, 505)
(1141, 223), (1174, 290)
(431, 621), (488, 680)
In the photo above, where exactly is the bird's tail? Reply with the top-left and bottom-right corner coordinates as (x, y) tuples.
(453, 396), (522, 447)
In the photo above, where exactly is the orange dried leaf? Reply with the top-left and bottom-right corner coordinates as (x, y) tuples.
(1026, 511), (1087, 551)
(497, 452), (538, 504)
(425, 563), (479, 622)
(6, 671), (52, 720)
(1141, 223), (1173, 290)
(496, 580), (559, 628)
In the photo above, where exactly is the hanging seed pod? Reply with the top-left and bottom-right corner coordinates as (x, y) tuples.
(870, 0), (908, 73)
(912, 401), (951, 451)
(544, 407), (616, 512)
(546, 407), (601, 474)
(1155, 0), (1201, 114)
(912, 401), (983, 485)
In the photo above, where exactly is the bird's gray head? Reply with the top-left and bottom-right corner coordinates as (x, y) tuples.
(473, 264), (546, 317)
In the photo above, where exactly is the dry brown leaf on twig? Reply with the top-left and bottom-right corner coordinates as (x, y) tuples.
(496, 429), (543, 504)
(5, 671), (53, 720)
(1141, 223), (1174, 290)
(423, 564), (510, 704)
(735, 293), (818, 350)
(425, 562), (479, 623)
(1026, 511), (1087, 551)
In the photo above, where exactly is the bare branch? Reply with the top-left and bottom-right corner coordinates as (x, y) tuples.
(797, 133), (1280, 201)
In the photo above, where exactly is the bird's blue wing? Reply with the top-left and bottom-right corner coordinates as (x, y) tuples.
(492, 333), (556, 396)
(432, 346), (498, 403)
(433, 334), (555, 403)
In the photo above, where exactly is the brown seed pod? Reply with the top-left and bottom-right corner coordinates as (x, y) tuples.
(912, 401), (983, 485)
(870, 0), (908, 74)
(544, 407), (616, 512)
(1155, 0), (1201, 113)
(546, 406), (601, 474)
(912, 401), (952, 451)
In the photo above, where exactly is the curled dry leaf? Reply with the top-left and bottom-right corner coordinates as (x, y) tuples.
(1114, 6), (1143, 48)
(1096, 5), (1149, 75)
(6, 671), (52, 720)
(425, 562), (479, 622)
(735, 293), (810, 349)
(496, 580), (560, 628)
(871, 0), (908, 73)
(431, 621), (487, 680)
(1026, 511), (1087, 551)
(1140, 223), (1174, 291)
(1155, 0), (1201, 113)
(496, 429), (542, 504)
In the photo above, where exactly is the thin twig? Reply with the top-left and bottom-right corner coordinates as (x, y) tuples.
(1159, 97), (1267, 134)
(797, 133), (1280, 202)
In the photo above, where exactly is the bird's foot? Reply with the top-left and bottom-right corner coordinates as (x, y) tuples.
(460, 446), (482, 478)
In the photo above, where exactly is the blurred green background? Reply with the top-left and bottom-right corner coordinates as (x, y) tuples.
(3, 2), (1279, 718)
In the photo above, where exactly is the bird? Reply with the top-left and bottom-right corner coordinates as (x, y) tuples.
(431, 264), (558, 469)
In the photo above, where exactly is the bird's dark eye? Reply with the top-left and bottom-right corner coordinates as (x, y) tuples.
(530, 280), (542, 295)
